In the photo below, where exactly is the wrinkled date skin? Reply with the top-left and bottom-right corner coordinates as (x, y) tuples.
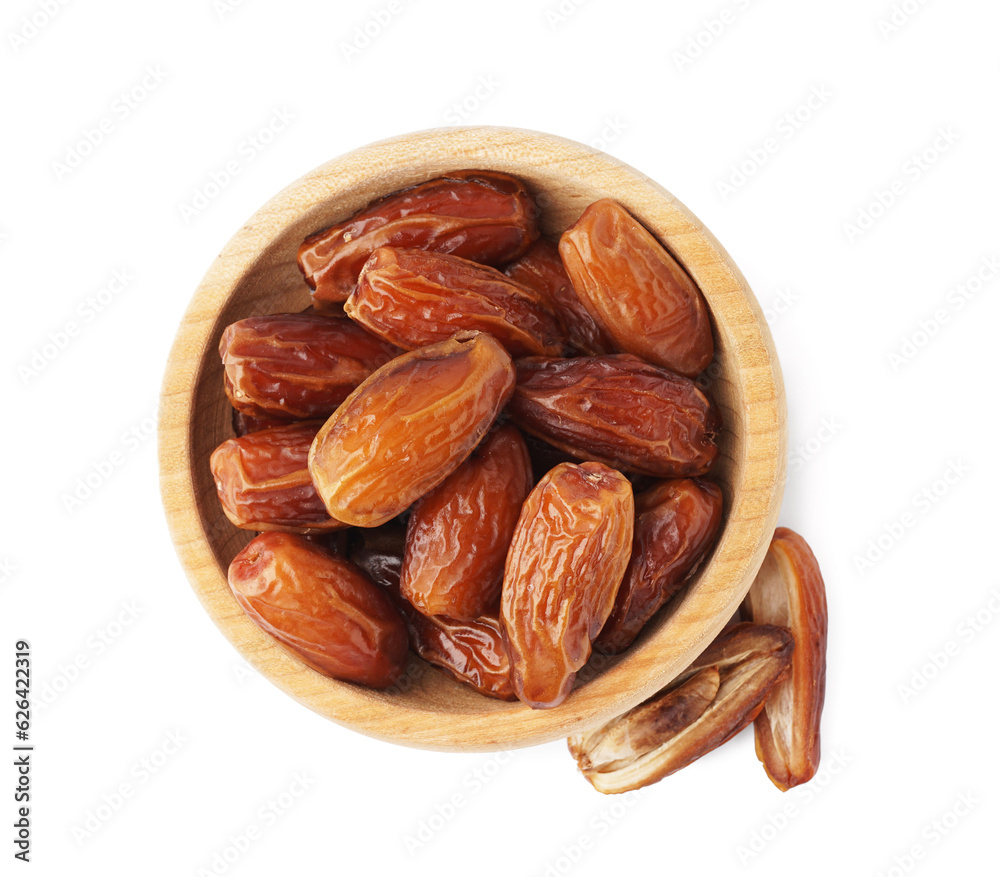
(570, 623), (794, 793)
(298, 170), (539, 305)
(400, 424), (533, 621)
(508, 355), (721, 478)
(501, 461), (634, 709)
(220, 313), (400, 420)
(347, 247), (565, 357)
(504, 238), (614, 355)
(596, 478), (724, 654)
(232, 410), (294, 437)
(349, 524), (517, 700)
(210, 421), (346, 533)
(309, 331), (516, 528)
(228, 532), (409, 688)
(745, 528), (828, 791)
(559, 199), (714, 377)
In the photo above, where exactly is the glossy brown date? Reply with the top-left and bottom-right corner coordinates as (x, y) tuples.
(349, 524), (516, 700)
(210, 421), (345, 533)
(508, 355), (720, 478)
(298, 170), (539, 305)
(503, 238), (614, 355)
(346, 247), (565, 357)
(595, 478), (724, 654)
(220, 312), (400, 420)
(308, 331), (516, 528)
(400, 424), (533, 621)
(745, 528), (828, 791)
(559, 199), (714, 377)
(228, 532), (409, 688)
(501, 462), (634, 709)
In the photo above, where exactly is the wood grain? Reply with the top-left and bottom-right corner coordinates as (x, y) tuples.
(158, 126), (787, 751)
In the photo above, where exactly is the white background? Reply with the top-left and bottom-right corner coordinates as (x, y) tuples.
(2, 0), (998, 874)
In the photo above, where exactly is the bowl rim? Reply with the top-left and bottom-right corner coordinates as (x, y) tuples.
(158, 124), (787, 752)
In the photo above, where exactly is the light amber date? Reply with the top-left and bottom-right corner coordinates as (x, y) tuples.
(569, 623), (794, 793)
(504, 238), (614, 355)
(228, 532), (409, 688)
(220, 312), (400, 420)
(298, 170), (539, 305)
(559, 199), (714, 377)
(501, 462), (634, 709)
(508, 355), (720, 477)
(210, 421), (345, 533)
(308, 331), (516, 528)
(346, 247), (565, 357)
(595, 478), (724, 654)
(745, 527), (828, 791)
(400, 424), (533, 621)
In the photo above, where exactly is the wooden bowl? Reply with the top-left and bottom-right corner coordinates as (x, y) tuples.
(159, 126), (786, 752)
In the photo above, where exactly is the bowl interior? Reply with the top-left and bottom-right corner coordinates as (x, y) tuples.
(159, 126), (786, 751)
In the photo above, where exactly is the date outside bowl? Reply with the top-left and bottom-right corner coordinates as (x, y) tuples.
(158, 126), (787, 752)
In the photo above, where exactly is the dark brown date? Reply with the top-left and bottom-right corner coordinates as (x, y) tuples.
(346, 248), (565, 357)
(220, 312), (400, 420)
(298, 170), (539, 306)
(210, 421), (345, 533)
(508, 355), (720, 478)
(400, 424), (533, 621)
(228, 532), (408, 688)
(559, 198), (714, 377)
(504, 238), (614, 355)
(595, 478), (724, 654)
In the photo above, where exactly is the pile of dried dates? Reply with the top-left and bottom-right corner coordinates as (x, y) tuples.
(210, 169), (827, 793)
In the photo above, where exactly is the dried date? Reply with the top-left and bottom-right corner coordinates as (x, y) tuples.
(504, 238), (614, 355)
(346, 247), (565, 357)
(298, 170), (539, 305)
(744, 528), (828, 791)
(210, 421), (345, 533)
(501, 462), (634, 709)
(508, 355), (720, 478)
(400, 424), (533, 621)
(559, 199), (714, 377)
(228, 532), (409, 688)
(220, 312), (400, 420)
(595, 478), (724, 654)
(308, 331), (516, 528)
